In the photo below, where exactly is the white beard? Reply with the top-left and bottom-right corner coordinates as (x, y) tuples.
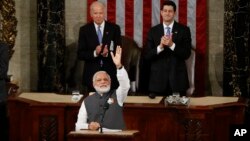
(94, 85), (111, 94)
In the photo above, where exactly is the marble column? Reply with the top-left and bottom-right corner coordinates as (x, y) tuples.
(37, 0), (65, 92)
(224, 0), (250, 97)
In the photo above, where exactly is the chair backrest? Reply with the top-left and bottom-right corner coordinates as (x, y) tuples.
(121, 36), (141, 92)
(185, 49), (196, 96)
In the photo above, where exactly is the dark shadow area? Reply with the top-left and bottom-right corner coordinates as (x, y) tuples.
(137, 46), (151, 95)
(0, 102), (8, 141)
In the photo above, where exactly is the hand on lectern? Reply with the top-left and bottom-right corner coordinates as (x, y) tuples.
(88, 122), (100, 130)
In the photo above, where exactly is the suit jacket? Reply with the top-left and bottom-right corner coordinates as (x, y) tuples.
(145, 21), (191, 94)
(77, 21), (122, 90)
(0, 42), (9, 101)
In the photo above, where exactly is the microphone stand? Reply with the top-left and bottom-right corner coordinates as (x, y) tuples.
(100, 102), (109, 133)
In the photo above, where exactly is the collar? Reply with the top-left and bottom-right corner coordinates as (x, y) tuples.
(94, 89), (114, 98)
(94, 21), (105, 30)
(163, 21), (174, 29)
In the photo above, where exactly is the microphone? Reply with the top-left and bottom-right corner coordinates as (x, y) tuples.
(103, 101), (110, 110)
(149, 93), (156, 99)
(100, 100), (110, 133)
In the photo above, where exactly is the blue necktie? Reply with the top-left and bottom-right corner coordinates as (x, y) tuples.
(97, 26), (102, 44)
(166, 26), (171, 36)
(97, 26), (103, 67)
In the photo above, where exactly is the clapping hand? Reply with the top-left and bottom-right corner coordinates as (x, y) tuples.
(160, 34), (173, 48)
(101, 46), (108, 57)
(96, 44), (108, 57)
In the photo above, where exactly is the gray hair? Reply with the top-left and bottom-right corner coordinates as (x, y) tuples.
(90, 1), (106, 12)
(92, 71), (111, 82)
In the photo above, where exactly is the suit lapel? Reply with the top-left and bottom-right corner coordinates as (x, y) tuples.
(172, 21), (178, 41)
(90, 23), (100, 44)
(159, 24), (165, 36)
(102, 22), (110, 45)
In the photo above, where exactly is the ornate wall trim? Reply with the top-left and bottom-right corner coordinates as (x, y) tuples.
(224, 0), (250, 97)
(0, 0), (17, 59)
(37, 0), (65, 92)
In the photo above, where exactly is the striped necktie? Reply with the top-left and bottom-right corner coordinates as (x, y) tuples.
(166, 26), (171, 36)
(97, 26), (102, 44)
(97, 26), (103, 67)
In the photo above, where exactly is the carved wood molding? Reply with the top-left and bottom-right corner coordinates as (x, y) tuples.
(39, 115), (58, 141)
(0, 0), (17, 59)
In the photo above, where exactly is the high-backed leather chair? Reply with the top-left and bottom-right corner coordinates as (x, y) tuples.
(121, 36), (141, 92)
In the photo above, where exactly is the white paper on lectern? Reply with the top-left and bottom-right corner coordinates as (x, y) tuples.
(99, 128), (122, 132)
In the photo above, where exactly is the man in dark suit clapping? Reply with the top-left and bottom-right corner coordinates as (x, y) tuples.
(77, 1), (122, 92)
(145, 0), (192, 97)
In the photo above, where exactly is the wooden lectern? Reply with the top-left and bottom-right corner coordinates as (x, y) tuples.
(8, 93), (247, 141)
(67, 130), (140, 141)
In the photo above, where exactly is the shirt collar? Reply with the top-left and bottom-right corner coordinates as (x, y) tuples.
(94, 21), (105, 30)
(163, 21), (174, 29)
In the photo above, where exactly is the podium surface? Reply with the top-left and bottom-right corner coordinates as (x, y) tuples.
(67, 130), (140, 141)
